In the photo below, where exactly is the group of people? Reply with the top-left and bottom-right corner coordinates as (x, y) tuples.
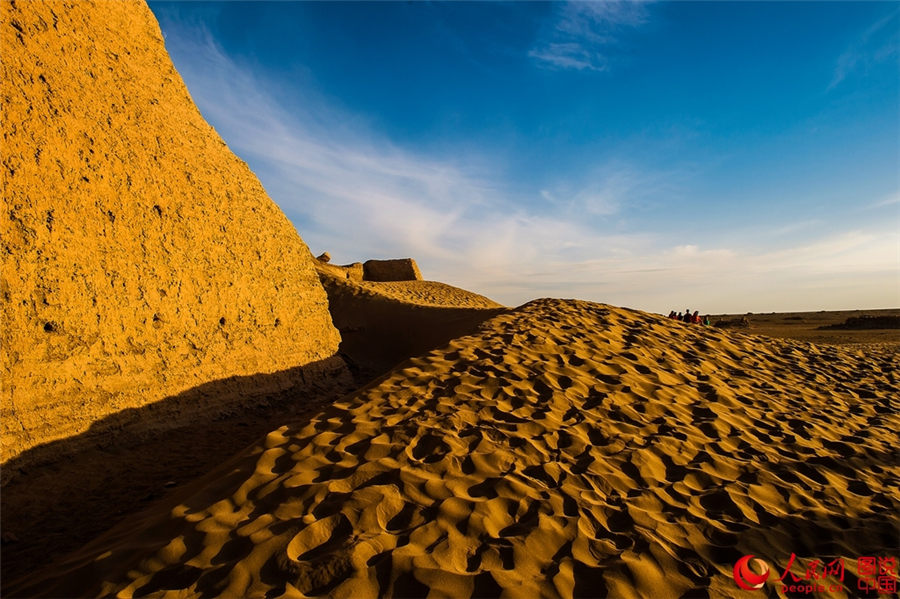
(668, 309), (711, 326)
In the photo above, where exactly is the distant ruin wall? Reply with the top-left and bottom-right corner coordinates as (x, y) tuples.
(1, 0), (343, 464)
(822, 316), (900, 330)
(363, 259), (423, 282)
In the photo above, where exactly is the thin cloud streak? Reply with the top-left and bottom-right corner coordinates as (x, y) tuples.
(867, 193), (900, 209)
(530, 1), (649, 72)
(161, 23), (655, 286)
(540, 164), (658, 217)
(828, 7), (900, 91)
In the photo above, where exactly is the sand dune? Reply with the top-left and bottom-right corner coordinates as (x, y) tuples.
(9, 299), (898, 598)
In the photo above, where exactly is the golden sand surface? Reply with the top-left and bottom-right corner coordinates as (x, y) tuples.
(1, 0), (342, 466)
(9, 299), (898, 598)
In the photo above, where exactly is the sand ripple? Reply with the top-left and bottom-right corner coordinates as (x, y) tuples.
(12, 299), (899, 598)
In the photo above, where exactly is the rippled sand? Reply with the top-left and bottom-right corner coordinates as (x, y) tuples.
(10, 299), (898, 598)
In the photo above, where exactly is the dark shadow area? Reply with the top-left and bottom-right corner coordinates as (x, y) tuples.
(1, 356), (353, 591)
(2, 285), (507, 593)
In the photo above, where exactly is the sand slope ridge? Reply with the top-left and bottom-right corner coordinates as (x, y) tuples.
(10, 299), (898, 598)
(353, 280), (503, 309)
(1, 0), (343, 466)
(315, 261), (503, 309)
(317, 268), (506, 377)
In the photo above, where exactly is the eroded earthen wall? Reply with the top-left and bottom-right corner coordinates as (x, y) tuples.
(1, 0), (343, 463)
(363, 259), (423, 282)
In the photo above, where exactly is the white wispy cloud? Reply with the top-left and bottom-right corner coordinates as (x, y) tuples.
(539, 162), (682, 218)
(530, 1), (649, 72)
(867, 193), (900, 209)
(828, 7), (900, 91)
(157, 21), (654, 290)
(156, 14), (899, 312)
(769, 219), (822, 237)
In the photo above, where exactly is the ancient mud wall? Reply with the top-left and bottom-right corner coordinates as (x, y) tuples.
(1, 0), (343, 463)
(363, 258), (423, 282)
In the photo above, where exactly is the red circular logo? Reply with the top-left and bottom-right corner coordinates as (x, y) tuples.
(734, 555), (770, 590)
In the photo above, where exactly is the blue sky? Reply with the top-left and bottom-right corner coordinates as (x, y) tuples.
(148, 1), (899, 312)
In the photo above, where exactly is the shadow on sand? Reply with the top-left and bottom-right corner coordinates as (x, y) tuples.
(0, 357), (352, 588)
(1, 298), (506, 591)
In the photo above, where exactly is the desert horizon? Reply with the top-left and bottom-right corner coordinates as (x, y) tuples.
(2, 1), (898, 598)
